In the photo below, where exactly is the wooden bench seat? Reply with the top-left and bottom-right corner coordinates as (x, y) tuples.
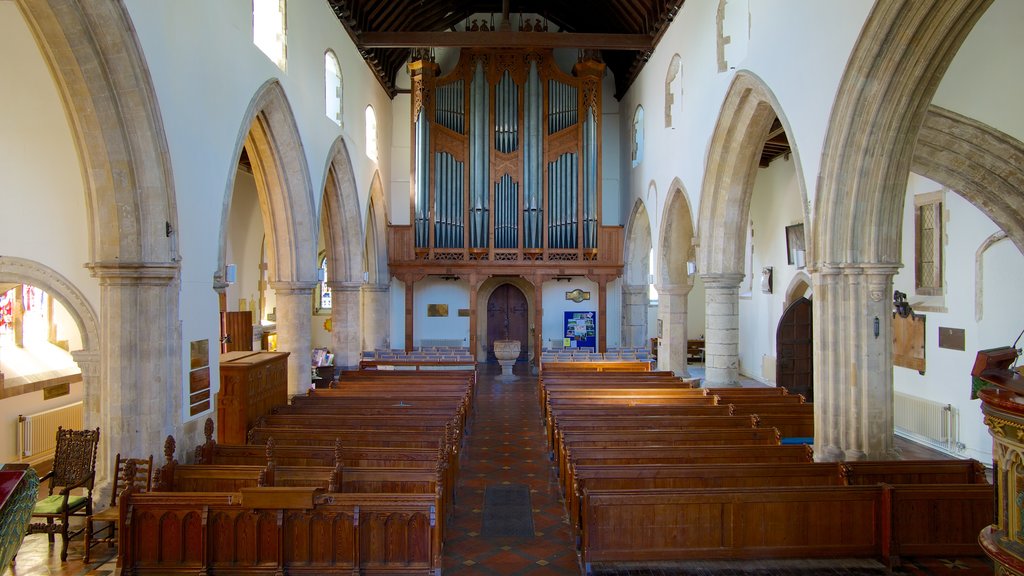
(843, 459), (988, 485)
(704, 386), (789, 395)
(120, 488), (443, 574)
(577, 483), (992, 571)
(713, 393), (807, 404)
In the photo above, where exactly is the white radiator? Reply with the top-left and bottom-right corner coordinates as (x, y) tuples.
(17, 401), (83, 461)
(894, 392), (959, 451)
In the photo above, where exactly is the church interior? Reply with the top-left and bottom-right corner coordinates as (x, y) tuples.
(2, 0), (1023, 574)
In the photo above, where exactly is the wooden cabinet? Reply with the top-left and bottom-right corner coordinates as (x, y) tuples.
(217, 351), (289, 444)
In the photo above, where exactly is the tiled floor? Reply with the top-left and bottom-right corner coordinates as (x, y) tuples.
(7, 363), (994, 575)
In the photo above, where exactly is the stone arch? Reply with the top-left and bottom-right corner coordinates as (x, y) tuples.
(218, 79), (317, 393)
(320, 137), (365, 369)
(696, 71), (806, 385)
(812, 0), (991, 461)
(0, 255), (99, 366)
(665, 54), (682, 128)
(16, 0), (182, 485)
(784, 271), (813, 308)
(914, 105), (1024, 255)
(656, 181), (696, 376)
(361, 172), (390, 351)
(622, 199), (652, 349)
(475, 277), (537, 362)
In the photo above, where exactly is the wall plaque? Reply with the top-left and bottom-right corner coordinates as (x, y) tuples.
(427, 304), (449, 317)
(938, 327), (965, 351)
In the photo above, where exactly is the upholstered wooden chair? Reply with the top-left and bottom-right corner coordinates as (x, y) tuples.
(27, 427), (100, 561)
(84, 453), (152, 563)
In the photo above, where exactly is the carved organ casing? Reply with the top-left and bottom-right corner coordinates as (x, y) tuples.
(400, 49), (617, 267)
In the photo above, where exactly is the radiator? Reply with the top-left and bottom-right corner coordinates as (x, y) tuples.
(17, 401), (83, 460)
(894, 392), (959, 451)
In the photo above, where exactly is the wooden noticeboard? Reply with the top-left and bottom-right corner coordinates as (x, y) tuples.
(893, 313), (926, 373)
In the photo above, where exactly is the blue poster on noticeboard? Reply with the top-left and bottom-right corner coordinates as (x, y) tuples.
(563, 311), (596, 350)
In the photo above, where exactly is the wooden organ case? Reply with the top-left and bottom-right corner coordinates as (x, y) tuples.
(389, 49), (624, 362)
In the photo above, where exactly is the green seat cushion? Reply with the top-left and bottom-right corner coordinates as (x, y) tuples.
(33, 494), (87, 515)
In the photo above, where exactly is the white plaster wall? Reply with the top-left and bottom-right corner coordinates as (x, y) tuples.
(390, 94), (411, 226)
(619, 0), (871, 280)
(0, 4), (96, 317)
(542, 279), (600, 348)
(0, 6), (96, 439)
(933, 0), (1024, 145)
(893, 173), (1024, 463)
(413, 279), (470, 347)
(737, 155), (804, 383)
(224, 170), (264, 318)
(122, 0), (391, 421)
(51, 297), (84, 352)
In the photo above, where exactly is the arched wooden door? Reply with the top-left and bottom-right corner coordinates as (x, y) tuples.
(486, 284), (528, 362)
(776, 297), (813, 401)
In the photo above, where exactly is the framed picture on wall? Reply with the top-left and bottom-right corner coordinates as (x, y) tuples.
(785, 223), (806, 268)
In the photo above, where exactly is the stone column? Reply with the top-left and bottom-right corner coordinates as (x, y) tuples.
(87, 262), (181, 497)
(701, 273), (743, 386)
(812, 264), (899, 461)
(621, 284), (648, 349)
(71, 349), (108, 503)
(269, 281), (315, 395)
(657, 283), (692, 377)
(329, 281), (363, 370)
(361, 282), (390, 351)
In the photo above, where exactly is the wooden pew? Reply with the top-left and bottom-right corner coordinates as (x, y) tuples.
(565, 462), (847, 536)
(541, 360), (652, 373)
(704, 386), (789, 396)
(577, 483), (993, 572)
(120, 488), (442, 575)
(843, 459), (988, 485)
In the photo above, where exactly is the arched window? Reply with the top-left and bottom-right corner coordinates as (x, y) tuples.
(631, 105), (644, 168)
(665, 54), (682, 128)
(325, 50), (342, 126)
(317, 254), (331, 312)
(254, 0), (287, 70)
(365, 105), (378, 162)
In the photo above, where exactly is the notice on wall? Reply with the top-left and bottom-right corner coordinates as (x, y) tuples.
(564, 311), (596, 349)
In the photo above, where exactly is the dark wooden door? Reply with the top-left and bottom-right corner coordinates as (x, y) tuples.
(486, 284), (528, 362)
(776, 297), (813, 401)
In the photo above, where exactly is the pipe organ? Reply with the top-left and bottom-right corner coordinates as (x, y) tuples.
(391, 49), (624, 361)
(400, 49), (618, 265)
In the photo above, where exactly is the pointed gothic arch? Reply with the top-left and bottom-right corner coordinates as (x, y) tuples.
(218, 79), (317, 393)
(812, 0), (991, 461)
(656, 181), (697, 376)
(622, 198), (652, 349)
(361, 172), (390, 351)
(696, 71), (807, 385)
(15, 0), (182, 484)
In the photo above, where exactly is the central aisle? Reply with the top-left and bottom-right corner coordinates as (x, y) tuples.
(443, 364), (580, 574)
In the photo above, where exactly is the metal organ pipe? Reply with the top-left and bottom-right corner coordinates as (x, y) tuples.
(414, 108), (430, 248)
(470, 61), (489, 248)
(524, 61), (541, 249)
(583, 109), (598, 249)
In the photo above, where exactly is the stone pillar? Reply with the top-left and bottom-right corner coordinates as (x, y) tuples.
(87, 262), (181, 500)
(269, 281), (315, 395)
(361, 282), (390, 351)
(657, 283), (691, 377)
(329, 281), (363, 370)
(71, 349), (108, 503)
(812, 264), (899, 461)
(701, 273), (743, 386)
(621, 284), (648, 349)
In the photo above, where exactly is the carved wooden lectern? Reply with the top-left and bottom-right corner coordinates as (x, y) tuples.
(974, 346), (1024, 575)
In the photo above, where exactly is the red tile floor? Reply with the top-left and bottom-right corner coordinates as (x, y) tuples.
(6, 362), (995, 575)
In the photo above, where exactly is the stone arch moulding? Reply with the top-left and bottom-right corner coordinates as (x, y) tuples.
(0, 256), (99, 357)
(217, 79), (317, 286)
(810, 0), (990, 462)
(697, 70), (808, 276)
(974, 230), (1008, 322)
(475, 277), (537, 362)
(783, 270), (813, 308)
(914, 105), (1024, 256)
(624, 198), (653, 286)
(365, 170), (389, 284)
(16, 0), (179, 265)
(321, 136), (365, 285)
(659, 179), (696, 287)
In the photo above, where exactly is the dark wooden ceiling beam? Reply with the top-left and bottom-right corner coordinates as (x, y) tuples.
(359, 31), (653, 50)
